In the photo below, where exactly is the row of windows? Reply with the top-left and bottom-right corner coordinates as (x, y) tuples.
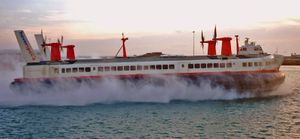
(62, 67), (91, 73)
(240, 47), (262, 51)
(61, 60), (274, 73)
(242, 62), (263, 67)
(242, 60), (276, 67)
(187, 63), (232, 69)
(61, 64), (176, 73)
(98, 64), (175, 72)
(241, 61), (276, 67)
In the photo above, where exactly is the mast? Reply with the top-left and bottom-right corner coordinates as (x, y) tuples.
(235, 35), (239, 55)
(121, 33), (128, 59)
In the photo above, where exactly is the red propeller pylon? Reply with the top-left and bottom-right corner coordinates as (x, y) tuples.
(40, 32), (62, 61)
(200, 28), (217, 56)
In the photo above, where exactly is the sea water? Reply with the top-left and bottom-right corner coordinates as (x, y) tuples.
(0, 63), (299, 138)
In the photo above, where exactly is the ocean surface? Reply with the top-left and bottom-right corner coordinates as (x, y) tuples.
(0, 65), (299, 138)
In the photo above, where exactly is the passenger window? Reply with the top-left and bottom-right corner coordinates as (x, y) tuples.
(124, 66), (130, 71)
(226, 63), (232, 68)
(144, 65), (149, 70)
(254, 62), (258, 66)
(156, 65), (162, 70)
(72, 68), (78, 73)
(117, 66), (123, 71)
(163, 65), (168, 70)
(195, 64), (200, 69)
(79, 67), (84, 72)
(248, 62), (253, 67)
(201, 63), (206, 68)
(98, 67), (103, 72)
(213, 63), (219, 68)
(259, 62), (262, 66)
(169, 64), (175, 69)
(150, 65), (155, 70)
(111, 66), (116, 71)
(207, 63), (213, 68)
(85, 67), (91, 72)
(54, 68), (59, 74)
(66, 68), (71, 73)
(104, 66), (110, 71)
(130, 66), (136, 71)
(137, 65), (142, 70)
(62, 68), (65, 73)
(188, 64), (194, 69)
(242, 62), (247, 67)
(220, 63), (225, 68)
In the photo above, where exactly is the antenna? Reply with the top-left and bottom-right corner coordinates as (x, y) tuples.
(192, 30), (195, 56)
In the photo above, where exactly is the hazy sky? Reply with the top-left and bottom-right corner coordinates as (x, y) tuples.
(0, 0), (300, 56)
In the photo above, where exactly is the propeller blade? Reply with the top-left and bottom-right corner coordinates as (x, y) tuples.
(43, 47), (46, 54)
(41, 33), (47, 55)
(213, 25), (217, 40)
(44, 36), (47, 43)
(57, 38), (64, 52)
(41, 29), (45, 44)
(201, 30), (205, 49)
(61, 35), (63, 46)
(213, 25), (218, 46)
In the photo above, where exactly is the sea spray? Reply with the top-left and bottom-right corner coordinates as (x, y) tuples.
(1, 75), (249, 106)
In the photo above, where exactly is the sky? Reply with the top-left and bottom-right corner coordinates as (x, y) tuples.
(0, 0), (300, 56)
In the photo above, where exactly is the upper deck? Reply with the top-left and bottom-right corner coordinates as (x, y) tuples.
(27, 53), (271, 66)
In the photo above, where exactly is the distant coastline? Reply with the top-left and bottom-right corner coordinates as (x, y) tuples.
(283, 56), (300, 65)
